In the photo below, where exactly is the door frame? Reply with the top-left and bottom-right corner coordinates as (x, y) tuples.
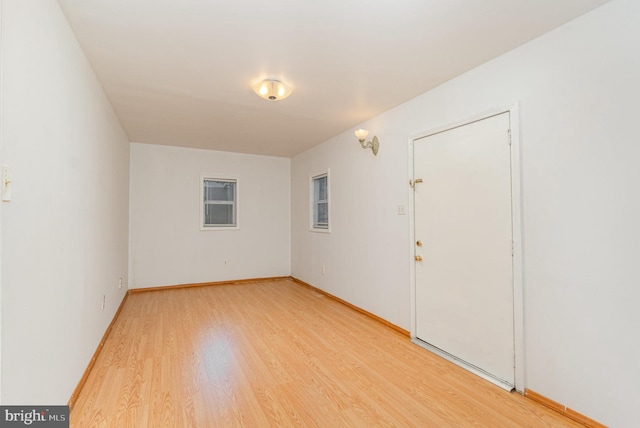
(407, 104), (524, 393)
(0, 0), (5, 399)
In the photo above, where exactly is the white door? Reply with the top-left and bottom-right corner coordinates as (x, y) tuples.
(413, 112), (514, 387)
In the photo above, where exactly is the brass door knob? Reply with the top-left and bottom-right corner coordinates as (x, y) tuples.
(415, 255), (423, 261)
(416, 240), (423, 247)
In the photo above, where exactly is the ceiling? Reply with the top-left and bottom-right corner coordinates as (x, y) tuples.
(57, 0), (609, 157)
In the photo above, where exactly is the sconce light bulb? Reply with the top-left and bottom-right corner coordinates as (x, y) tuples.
(354, 129), (369, 142)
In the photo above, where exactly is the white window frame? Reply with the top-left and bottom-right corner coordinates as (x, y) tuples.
(200, 175), (240, 231)
(310, 170), (330, 233)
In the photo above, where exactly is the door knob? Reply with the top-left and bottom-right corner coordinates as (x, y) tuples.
(415, 255), (423, 261)
(409, 178), (423, 188)
(416, 240), (423, 247)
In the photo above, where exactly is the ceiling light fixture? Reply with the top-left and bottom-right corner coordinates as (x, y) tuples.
(252, 79), (292, 101)
(354, 129), (379, 156)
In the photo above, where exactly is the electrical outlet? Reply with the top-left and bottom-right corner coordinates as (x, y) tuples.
(101, 294), (106, 310)
(118, 277), (123, 289)
(223, 259), (230, 267)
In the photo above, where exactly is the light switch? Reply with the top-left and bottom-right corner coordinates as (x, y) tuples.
(397, 204), (406, 215)
(2, 165), (11, 202)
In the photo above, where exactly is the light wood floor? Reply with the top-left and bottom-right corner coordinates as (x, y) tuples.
(71, 279), (582, 427)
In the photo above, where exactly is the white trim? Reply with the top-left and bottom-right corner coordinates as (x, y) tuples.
(409, 105), (516, 141)
(407, 138), (417, 339)
(128, 149), (134, 288)
(0, 0), (5, 401)
(200, 174), (240, 231)
(309, 169), (331, 233)
(509, 103), (525, 393)
(408, 103), (525, 393)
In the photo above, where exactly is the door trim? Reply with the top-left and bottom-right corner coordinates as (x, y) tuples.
(407, 104), (524, 393)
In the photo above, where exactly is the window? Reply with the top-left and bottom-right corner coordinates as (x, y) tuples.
(201, 177), (238, 229)
(311, 172), (329, 231)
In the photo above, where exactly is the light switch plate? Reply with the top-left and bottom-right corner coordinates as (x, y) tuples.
(2, 165), (12, 202)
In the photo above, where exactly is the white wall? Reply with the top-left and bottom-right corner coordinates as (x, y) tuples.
(291, 0), (639, 425)
(0, 0), (130, 404)
(129, 143), (290, 288)
(292, 138), (412, 330)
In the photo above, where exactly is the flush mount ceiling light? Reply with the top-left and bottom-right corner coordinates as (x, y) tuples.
(252, 79), (292, 101)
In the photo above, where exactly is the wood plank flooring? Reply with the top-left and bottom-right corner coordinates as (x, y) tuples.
(71, 279), (582, 427)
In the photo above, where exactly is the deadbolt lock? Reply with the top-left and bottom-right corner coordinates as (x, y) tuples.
(416, 240), (423, 247)
(415, 255), (423, 261)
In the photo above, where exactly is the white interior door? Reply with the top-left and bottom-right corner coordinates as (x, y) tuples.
(413, 112), (515, 387)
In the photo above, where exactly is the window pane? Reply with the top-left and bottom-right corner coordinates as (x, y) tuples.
(204, 203), (235, 226)
(316, 202), (328, 227)
(202, 178), (237, 228)
(314, 175), (327, 201)
(312, 173), (329, 230)
(204, 180), (235, 202)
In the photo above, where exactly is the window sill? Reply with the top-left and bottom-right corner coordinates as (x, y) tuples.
(201, 226), (240, 231)
(309, 227), (331, 234)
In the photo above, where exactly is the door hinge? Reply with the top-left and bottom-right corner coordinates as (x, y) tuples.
(507, 128), (512, 145)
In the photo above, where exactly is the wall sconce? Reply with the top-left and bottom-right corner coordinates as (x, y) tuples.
(354, 129), (379, 156)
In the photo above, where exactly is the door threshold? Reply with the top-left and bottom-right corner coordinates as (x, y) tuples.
(411, 338), (514, 392)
